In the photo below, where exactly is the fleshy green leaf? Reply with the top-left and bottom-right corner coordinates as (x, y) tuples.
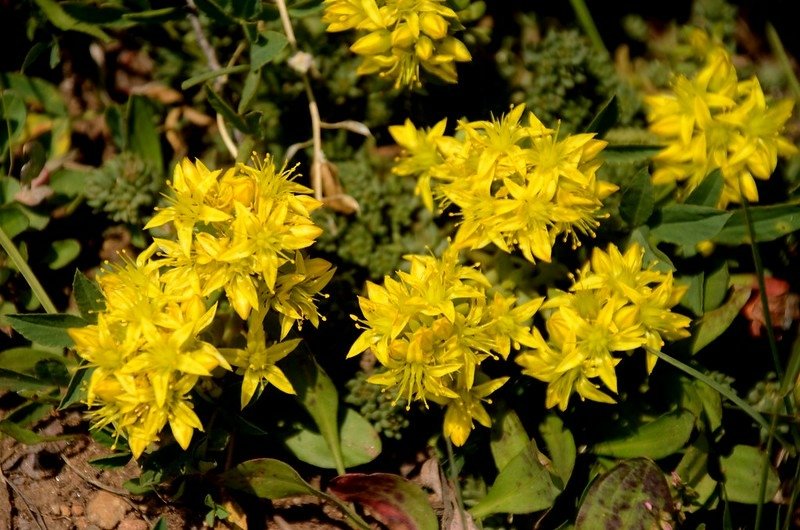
(489, 409), (529, 472)
(651, 205), (732, 247)
(45, 239), (81, 270)
(575, 458), (673, 529)
(0, 91), (27, 159)
(690, 286), (752, 355)
(222, 458), (315, 499)
(585, 96), (618, 137)
(0, 419), (76, 444)
(5, 313), (86, 347)
(619, 167), (655, 227)
(703, 261), (729, 312)
(181, 64), (250, 91)
(0, 368), (54, 392)
(720, 445), (779, 504)
(284, 408), (381, 469)
(539, 414), (575, 488)
(282, 352), (345, 474)
(685, 169), (724, 207)
(593, 410), (695, 459)
(127, 97), (163, 172)
(59, 363), (92, 410)
(329, 473), (438, 530)
(89, 453), (133, 469)
(601, 145), (662, 164)
(250, 30), (289, 71)
(32, 0), (112, 42)
(73, 270), (105, 323)
(712, 202), (800, 245)
(469, 439), (561, 519)
(675, 436), (717, 510)
(205, 85), (251, 134)
(0, 207), (30, 239)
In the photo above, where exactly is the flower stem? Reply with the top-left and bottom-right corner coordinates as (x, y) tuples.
(568, 0), (609, 58)
(0, 225), (57, 314)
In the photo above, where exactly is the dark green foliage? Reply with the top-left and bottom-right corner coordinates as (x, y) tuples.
(496, 22), (629, 132)
(344, 369), (409, 440)
(313, 145), (442, 279)
(85, 152), (163, 224)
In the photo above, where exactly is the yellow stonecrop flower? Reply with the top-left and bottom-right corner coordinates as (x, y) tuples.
(348, 244), (543, 445)
(323, 0), (471, 87)
(68, 247), (230, 458)
(149, 155), (332, 329)
(645, 33), (797, 208)
(390, 105), (618, 263)
(516, 242), (691, 411)
(70, 154), (333, 458)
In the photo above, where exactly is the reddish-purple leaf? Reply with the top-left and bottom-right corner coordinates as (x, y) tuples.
(329, 473), (438, 530)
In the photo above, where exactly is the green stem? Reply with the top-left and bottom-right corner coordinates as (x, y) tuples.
(781, 457), (800, 530)
(646, 347), (790, 448)
(0, 226), (57, 314)
(445, 436), (469, 530)
(568, 0), (609, 58)
(755, 402), (780, 530)
(766, 23), (800, 103)
(319, 491), (372, 530)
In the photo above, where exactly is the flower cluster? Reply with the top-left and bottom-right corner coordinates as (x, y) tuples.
(145, 156), (334, 338)
(322, 0), (472, 88)
(515, 243), (691, 411)
(68, 246), (230, 458)
(645, 32), (797, 208)
(347, 245), (543, 445)
(390, 104), (618, 263)
(70, 156), (333, 457)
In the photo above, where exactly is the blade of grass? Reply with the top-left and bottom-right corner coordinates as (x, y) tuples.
(0, 226), (57, 314)
(645, 347), (789, 448)
(568, 0), (608, 57)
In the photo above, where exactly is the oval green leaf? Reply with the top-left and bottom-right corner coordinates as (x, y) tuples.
(593, 410), (695, 460)
(720, 445), (779, 504)
(284, 407), (381, 469)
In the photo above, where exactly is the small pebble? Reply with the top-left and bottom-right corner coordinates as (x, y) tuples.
(86, 491), (128, 530)
(118, 518), (149, 530)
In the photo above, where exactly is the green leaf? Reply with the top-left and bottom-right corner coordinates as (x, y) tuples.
(679, 272), (705, 316)
(694, 380), (722, 432)
(675, 436), (717, 510)
(712, 202), (800, 245)
(601, 145), (662, 164)
(593, 410), (695, 459)
(192, 0), (234, 23)
(619, 167), (655, 227)
(32, 0), (112, 42)
(122, 7), (182, 23)
(575, 458), (672, 530)
(1, 91), (27, 159)
(222, 458), (316, 499)
(73, 270), (105, 323)
(238, 69), (261, 114)
(21, 43), (50, 74)
(720, 445), (779, 504)
(45, 239), (81, 270)
(0, 347), (66, 375)
(650, 205), (732, 247)
(5, 313), (86, 347)
(329, 473), (438, 530)
(151, 517), (168, 530)
(0, 419), (76, 444)
(204, 85), (251, 134)
(59, 364), (92, 409)
(35, 358), (71, 386)
(284, 408), (381, 469)
(703, 262), (729, 312)
(489, 408), (529, 472)
(181, 64), (250, 91)
(127, 97), (163, 172)
(49, 167), (87, 197)
(0, 367), (54, 392)
(89, 453), (133, 469)
(250, 30), (289, 71)
(0, 74), (67, 116)
(470, 439), (561, 519)
(585, 96), (618, 137)
(685, 169), (724, 207)
(282, 352), (345, 474)
(0, 207), (30, 239)
(627, 227), (675, 272)
(539, 415), (575, 488)
(690, 286), (752, 355)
